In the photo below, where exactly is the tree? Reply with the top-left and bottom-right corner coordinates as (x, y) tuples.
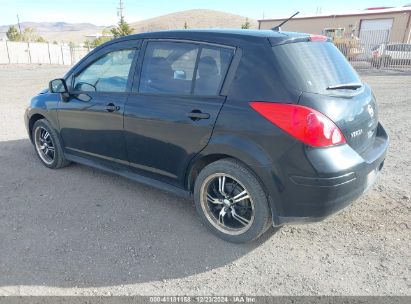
(87, 28), (112, 48)
(20, 27), (36, 41)
(183, 22), (188, 29)
(6, 25), (20, 41)
(35, 36), (47, 43)
(90, 36), (111, 48)
(241, 18), (251, 29)
(83, 40), (92, 49)
(111, 16), (134, 38)
(6, 26), (47, 42)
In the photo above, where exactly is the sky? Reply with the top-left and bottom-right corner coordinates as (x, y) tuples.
(0, 0), (409, 26)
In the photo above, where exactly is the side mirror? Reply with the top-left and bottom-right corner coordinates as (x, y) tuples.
(49, 78), (68, 94)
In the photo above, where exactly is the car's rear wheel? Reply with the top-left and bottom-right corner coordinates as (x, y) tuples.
(32, 119), (70, 169)
(194, 158), (271, 243)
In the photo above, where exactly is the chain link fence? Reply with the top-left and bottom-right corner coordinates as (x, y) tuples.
(1, 29), (411, 71)
(333, 28), (411, 71)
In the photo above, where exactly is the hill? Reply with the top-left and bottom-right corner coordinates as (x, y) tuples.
(130, 9), (257, 32)
(0, 9), (256, 44)
(0, 22), (107, 43)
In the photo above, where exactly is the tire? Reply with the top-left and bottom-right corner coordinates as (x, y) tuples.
(32, 119), (70, 169)
(194, 158), (272, 243)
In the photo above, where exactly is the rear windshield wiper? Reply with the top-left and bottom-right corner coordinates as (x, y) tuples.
(326, 83), (362, 90)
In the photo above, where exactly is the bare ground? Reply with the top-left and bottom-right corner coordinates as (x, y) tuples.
(0, 64), (410, 296)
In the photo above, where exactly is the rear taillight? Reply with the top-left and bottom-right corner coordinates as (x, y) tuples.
(250, 102), (346, 147)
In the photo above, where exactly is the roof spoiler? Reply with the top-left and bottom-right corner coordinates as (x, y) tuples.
(272, 11), (300, 31)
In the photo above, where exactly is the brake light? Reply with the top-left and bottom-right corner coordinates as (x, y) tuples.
(250, 102), (346, 147)
(309, 34), (328, 42)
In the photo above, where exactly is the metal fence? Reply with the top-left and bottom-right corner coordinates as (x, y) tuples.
(334, 28), (411, 71)
(1, 29), (410, 71)
(0, 41), (90, 65)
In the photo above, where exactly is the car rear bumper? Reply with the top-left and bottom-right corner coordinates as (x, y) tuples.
(252, 123), (389, 226)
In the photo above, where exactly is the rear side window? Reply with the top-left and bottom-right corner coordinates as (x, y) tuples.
(272, 42), (360, 94)
(139, 41), (234, 95)
(74, 49), (136, 92)
(195, 47), (233, 95)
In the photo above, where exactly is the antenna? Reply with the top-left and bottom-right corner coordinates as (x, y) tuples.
(272, 11), (299, 31)
(117, 0), (124, 19)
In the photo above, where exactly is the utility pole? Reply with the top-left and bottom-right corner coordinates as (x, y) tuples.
(117, 0), (124, 19)
(16, 14), (22, 35)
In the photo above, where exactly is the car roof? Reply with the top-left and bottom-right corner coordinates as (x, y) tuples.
(111, 29), (309, 46)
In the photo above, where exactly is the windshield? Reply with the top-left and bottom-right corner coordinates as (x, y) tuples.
(272, 42), (361, 94)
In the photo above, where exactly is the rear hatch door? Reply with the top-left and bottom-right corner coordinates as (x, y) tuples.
(271, 40), (378, 154)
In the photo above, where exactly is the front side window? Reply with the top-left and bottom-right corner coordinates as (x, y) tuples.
(73, 49), (136, 92)
(139, 42), (198, 94)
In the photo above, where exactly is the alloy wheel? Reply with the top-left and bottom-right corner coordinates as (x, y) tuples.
(200, 173), (255, 235)
(34, 126), (55, 165)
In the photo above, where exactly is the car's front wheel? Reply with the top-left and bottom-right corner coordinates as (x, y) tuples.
(32, 119), (70, 169)
(194, 159), (271, 243)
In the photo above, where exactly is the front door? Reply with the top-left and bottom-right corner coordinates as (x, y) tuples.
(124, 40), (235, 186)
(58, 48), (138, 163)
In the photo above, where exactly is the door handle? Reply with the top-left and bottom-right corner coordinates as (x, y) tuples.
(106, 103), (120, 112)
(187, 110), (210, 121)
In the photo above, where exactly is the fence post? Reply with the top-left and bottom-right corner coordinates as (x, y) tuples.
(27, 42), (32, 64)
(61, 43), (64, 65)
(47, 42), (51, 64)
(5, 40), (11, 63)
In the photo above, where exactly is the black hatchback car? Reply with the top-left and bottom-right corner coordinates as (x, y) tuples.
(25, 30), (388, 243)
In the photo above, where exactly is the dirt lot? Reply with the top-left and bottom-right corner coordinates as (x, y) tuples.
(0, 64), (410, 296)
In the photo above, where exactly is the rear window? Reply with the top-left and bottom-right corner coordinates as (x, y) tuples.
(272, 42), (361, 94)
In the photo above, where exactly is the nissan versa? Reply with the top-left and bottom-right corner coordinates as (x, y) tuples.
(25, 29), (388, 243)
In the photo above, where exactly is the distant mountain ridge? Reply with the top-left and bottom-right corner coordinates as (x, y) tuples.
(130, 9), (257, 32)
(0, 9), (256, 43)
(0, 21), (106, 43)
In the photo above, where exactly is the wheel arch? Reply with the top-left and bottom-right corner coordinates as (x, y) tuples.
(186, 152), (273, 202)
(186, 136), (283, 225)
(186, 136), (273, 194)
(186, 153), (231, 193)
(28, 113), (46, 142)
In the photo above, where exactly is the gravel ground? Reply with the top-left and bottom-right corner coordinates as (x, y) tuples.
(0, 64), (410, 296)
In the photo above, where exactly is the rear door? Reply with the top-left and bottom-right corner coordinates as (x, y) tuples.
(271, 40), (378, 154)
(124, 40), (235, 186)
